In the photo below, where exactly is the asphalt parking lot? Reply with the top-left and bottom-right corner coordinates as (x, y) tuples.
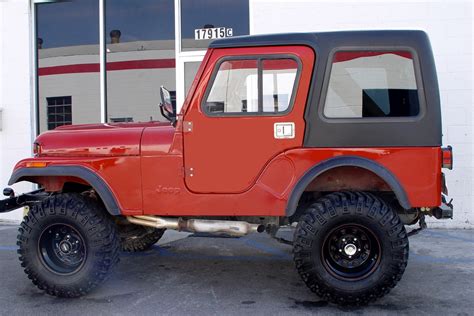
(0, 223), (472, 315)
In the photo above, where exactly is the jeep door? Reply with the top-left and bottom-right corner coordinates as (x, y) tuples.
(183, 46), (314, 193)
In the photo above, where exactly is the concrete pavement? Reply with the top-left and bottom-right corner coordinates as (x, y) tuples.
(0, 223), (472, 315)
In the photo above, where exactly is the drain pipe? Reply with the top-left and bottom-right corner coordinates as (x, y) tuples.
(127, 215), (265, 237)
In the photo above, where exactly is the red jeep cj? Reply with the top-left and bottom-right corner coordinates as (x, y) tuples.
(0, 30), (453, 305)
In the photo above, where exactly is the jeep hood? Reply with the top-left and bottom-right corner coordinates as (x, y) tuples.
(35, 122), (172, 157)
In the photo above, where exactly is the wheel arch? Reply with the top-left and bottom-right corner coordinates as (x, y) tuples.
(286, 156), (410, 216)
(9, 166), (121, 215)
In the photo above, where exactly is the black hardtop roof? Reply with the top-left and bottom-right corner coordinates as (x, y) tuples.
(210, 30), (441, 148)
(209, 30), (429, 50)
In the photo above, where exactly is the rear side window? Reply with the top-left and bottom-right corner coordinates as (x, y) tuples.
(204, 57), (299, 115)
(323, 51), (420, 118)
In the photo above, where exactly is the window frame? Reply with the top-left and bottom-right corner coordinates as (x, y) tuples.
(319, 46), (427, 123)
(201, 54), (302, 117)
(46, 96), (73, 130)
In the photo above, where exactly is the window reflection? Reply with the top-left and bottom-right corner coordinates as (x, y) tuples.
(184, 62), (201, 96)
(36, 0), (100, 132)
(106, 0), (175, 123)
(35, 0), (250, 130)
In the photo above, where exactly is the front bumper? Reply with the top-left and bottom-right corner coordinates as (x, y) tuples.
(0, 189), (49, 213)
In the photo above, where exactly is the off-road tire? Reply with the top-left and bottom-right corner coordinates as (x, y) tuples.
(119, 225), (165, 252)
(293, 191), (409, 306)
(17, 193), (120, 298)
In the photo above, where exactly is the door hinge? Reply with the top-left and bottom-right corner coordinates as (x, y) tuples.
(184, 167), (194, 177)
(184, 121), (193, 133)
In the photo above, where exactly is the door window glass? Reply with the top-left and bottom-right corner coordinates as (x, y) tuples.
(324, 51), (420, 118)
(205, 60), (258, 114)
(262, 59), (298, 113)
(204, 58), (299, 115)
(184, 62), (202, 96)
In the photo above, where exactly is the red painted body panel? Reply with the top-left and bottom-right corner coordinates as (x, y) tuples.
(36, 122), (170, 157)
(14, 146), (441, 216)
(182, 46), (315, 193)
(283, 148), (442, 207)
(139, 147), (441, 216)
(141, 125), (176, 155)
(11, 45), (444, 217)
(14, 157), (143, 213)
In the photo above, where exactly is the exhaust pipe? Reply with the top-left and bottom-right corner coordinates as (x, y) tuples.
(127, 215), (265, 237)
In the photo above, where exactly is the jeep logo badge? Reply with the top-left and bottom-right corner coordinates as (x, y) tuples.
(156, 186), (181, 194)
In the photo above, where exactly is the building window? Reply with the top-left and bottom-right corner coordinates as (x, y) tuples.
(46, 96), (72, 130)
(203, 57), (299, 115)
(109, 117), (133, 123)
(105, 0), (175, 123)
(36, 0), (100, 133)
(324, 51), (420, 118)
(35, 0), (251, 133)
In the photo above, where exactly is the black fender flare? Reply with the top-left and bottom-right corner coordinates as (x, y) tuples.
(9, 166), (121, 215)
(286, 155), (411, 216)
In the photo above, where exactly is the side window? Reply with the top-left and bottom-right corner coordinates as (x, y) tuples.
(204, 57), (299, 115)
(262, 59), (298, 113)
(206, 60), (258, 113)
(324, 51), (420, 118)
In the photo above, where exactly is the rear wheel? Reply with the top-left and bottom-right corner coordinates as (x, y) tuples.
(293, 191), (409, 305)
(17, 193), (120, 297)
(119, 225), (165, 252)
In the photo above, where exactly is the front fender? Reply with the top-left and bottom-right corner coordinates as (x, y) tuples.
(9, 165), (121, 215)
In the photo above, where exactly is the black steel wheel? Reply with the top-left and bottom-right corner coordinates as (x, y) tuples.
(293, 192), (409, 306)
(322, 224), (381, 281)
(17, 193), (120, 298)
(38, 223), (87, 275)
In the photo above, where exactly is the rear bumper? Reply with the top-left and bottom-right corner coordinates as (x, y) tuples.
(431, 195), (453, 219)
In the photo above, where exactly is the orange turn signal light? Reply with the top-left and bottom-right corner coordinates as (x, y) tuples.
(26, 162), (48, 168)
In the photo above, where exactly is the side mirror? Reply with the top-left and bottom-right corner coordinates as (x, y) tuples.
(159, 86), (176, 124)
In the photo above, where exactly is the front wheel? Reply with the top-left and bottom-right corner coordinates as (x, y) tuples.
(293, 192), (409, 305)
(17, 193), (120, 297)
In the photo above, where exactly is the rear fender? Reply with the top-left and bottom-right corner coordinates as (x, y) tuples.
(286, 156), (410, 217)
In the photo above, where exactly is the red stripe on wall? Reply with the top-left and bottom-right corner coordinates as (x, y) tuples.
(107, 59), (175, 71)
(38, 59), (176, 76)
(39, 63), (100, 76)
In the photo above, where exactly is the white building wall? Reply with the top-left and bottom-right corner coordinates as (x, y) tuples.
(251, 0), (473, 228)
(0, 0), (34, 221)
(0, 0), (472, 228)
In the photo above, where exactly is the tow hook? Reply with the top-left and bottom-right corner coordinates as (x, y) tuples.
(407, 214), (427, 237)
(432, 196), (454, 219)
(3, 188), (15, 198)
